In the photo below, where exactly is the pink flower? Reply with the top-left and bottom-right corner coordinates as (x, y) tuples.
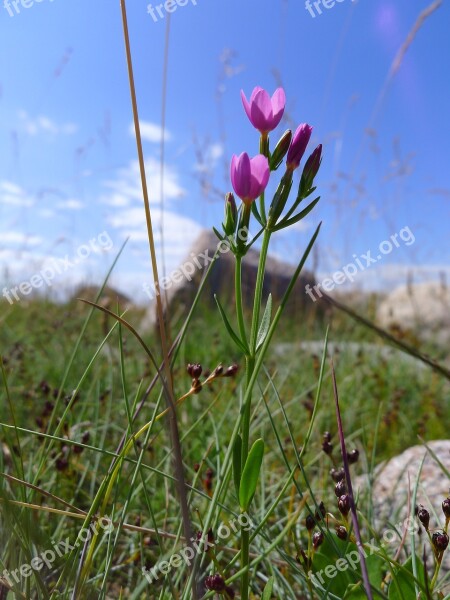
(241, 87), (286, 134)
(230, 152), (270, 205)
(286, 123), (313, 170)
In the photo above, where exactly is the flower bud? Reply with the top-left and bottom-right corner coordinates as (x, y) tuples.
(286, 124), (313, 170)
(442, 498), (450, 519)
(417, 505), (430, 530)
(312, 531), (324, 549)
(269, 130), (292, 171)
(335, 525), (347, 540)
(432, 531), (449, 552)
(300, 144), (322, 192)
(338, 495), (351, 516)
(223, 193), (237, 235)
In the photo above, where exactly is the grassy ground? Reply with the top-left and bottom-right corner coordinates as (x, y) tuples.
(1, 295), (449, 598)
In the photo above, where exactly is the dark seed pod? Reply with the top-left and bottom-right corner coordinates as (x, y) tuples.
(305, 514), (315, 531)
(347, 449), (360, 464)
(225, 364), (239, 377)
(432, 531), (449, 552)
(315, 501), (326, 521)
(205, 574), (226, 592)
(330, 467), (345, 483)
(442, 498), (450, 519)
(334, 480), (347, 498)
(312, 531), (324, 549)
(322, 440), (333, 455)
(417, 505), (430, 530)
(338, 494), (351, 516)
(187, 363), (202, 378)
(323, 431), (332, 443)
(335, 525), (347, 540)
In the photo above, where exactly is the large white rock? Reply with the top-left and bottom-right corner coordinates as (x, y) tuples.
(377, 282), (450, 342)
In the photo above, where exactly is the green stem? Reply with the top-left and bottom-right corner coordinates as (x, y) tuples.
(239, 223), (271, 600)
(235, 256), (247, 348)
(249, 228), (272, 355)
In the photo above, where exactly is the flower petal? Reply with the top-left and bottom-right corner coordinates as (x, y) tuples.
(240, 90), (252, 124)
(231, 152), (251, 199)
(271, 88), (286, 128)
(250, 88), (273, 132)
(248, 154), (270, 199)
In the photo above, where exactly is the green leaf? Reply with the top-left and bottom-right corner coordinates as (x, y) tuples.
(232, 434), (242, 498)
(212, 226), (224, 241)
(214, 294), (249, 355)
(273, 197), (320, 232)
(388, 555), (427, 600)
(256, 294), (272, 352)
(261, 576), (274, 599)
(239, 438), (264, 510)
(251, 201), (264, 226)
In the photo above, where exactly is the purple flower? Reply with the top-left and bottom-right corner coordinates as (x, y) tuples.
(230, 152), (270, 205)
(287, 123), (313, 170)
(241, 87), (286, 134)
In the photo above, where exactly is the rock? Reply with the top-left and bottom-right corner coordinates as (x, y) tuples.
(142, 229), (319, 327)
(377, 282), (450, 344)
(72, 285), (132, 310)
(355, 440), (450, 592)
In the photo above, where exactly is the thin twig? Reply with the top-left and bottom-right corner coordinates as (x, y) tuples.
(119, 2), (196, 597)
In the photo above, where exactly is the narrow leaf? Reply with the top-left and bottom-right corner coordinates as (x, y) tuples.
(261, 576), (274, 599)
(273, 197), (320, 232)
(239, 438), (265, 510)
(214, 294), (249, 354)
(256, 294), (272, 352)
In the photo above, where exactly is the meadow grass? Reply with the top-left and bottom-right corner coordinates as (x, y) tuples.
(1, 295), (449, 598)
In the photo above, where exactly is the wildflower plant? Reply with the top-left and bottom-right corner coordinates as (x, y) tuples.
(212, 85), (323, 598)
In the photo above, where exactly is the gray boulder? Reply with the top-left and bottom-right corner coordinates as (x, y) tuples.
(143, 229), (318, 326)
(377, 282), (450, 344)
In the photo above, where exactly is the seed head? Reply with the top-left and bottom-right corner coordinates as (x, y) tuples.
(442, 497), (450, 519)
(432, 531), (449, 552)
(417, 505), (430, 530)
(347, 449), (359, 464)
(334, 480), (347, 498)
(312, 531), (324, 549)
(338, 494), (351, 516)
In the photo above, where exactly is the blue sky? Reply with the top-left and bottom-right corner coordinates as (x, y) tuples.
(0, 0), (449, 303)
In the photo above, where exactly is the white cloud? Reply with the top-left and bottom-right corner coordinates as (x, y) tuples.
(17, 110), (78, 136)
(0, 181), (34, 207)
(101, 158), (185, 206)
(128, 121), (172, 143)
(56, 199), (85, 210)
(0, 232), (42, 246)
